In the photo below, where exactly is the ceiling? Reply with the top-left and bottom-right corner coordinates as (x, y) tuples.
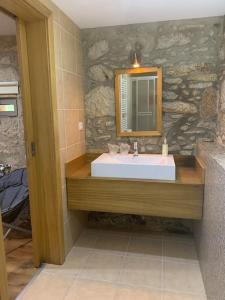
(0, 11), (16, 35)
(52, 0), (225, 29)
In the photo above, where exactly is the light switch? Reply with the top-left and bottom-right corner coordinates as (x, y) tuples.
(78, 122), (84, 130)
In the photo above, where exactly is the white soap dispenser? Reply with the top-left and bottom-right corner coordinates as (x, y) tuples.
(162, 137), (168, 157)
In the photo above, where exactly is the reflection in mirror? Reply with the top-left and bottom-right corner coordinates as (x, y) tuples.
(115, 68), (162, 137)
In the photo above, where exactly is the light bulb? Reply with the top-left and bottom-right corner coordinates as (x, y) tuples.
(132, 52), (140, 68)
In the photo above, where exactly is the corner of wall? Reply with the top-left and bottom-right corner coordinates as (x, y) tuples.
(216, 15), (225, 146)
(42, 0), (87, 255)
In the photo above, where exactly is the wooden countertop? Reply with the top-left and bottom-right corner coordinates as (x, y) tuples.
(66, 153), (204, 220)
(66, 153), (204, 186)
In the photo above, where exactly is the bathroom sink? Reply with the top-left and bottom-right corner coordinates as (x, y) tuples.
(91, 153), (176, 181)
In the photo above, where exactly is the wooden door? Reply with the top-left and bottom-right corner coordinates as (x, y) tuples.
(0, 0), (65, 266)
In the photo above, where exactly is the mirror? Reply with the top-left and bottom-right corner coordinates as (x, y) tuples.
(115, 67), (162, 137)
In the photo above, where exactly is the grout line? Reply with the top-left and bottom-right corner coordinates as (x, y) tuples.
(75, 230), (100, 281)
(20, 229), (205, 299)
(62, 275), (79, 300)
(115, 231), (132, 285)
(55, 21), (81, 44)
(164, 256), (200, 265)
(162, 288), (207, 297)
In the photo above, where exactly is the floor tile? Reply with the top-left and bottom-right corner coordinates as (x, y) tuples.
(128, 235), (163, 258)
(163, 291), (207, 300)
(79, 252), (124, 283)
(99, 229), (131, 236)
(64, 279), (117, 300)
(43, 248), (90, 276)
(16, 229), (207, 300)
(93, 231), (130, 254)
(163, 260), (205, 295)
(164, 240), (197, 261)
(19, 272), (74, 300)
(163, 233), (194, 245)
(120, 255), (162, 289)
(116, 285), (162, 300)
(74, 229), (99, 250)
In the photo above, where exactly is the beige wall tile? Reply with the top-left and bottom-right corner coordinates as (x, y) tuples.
(76, 142), (86, 157)
(59, 11), (80, 39)
(40, 0), (86, 255)
(65, 110), (79, 146)
(77, 77), (85, 110)
(66, 144), (78, 163)
(78, 109), (85, 141)
(57, 110), (66, 149)
(61, 185), (68, 221)
(63, 71), (77, 109)
(65, 142), (85, 163)
(59, 148), (66, 186)
(64, 212), (88, 255)
(61, 30), (76, 73)
(53, 22), (62, 68)
(64, 220), (75, 255)
(75, 39), (84, 76)
(55, 68), (64, 109)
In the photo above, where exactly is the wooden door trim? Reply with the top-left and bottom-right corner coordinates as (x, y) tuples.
(0, 0), (65, 268)
(0, 0), (51, 21)
(0, 214), (9, 300)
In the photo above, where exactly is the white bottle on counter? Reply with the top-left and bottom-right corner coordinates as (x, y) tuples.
(162, 137), (168, 157)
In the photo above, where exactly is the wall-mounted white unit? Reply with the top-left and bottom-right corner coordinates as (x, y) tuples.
(0, 81), (19, 95)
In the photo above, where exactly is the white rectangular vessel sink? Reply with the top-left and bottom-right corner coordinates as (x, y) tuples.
(91, 153), (176, 181)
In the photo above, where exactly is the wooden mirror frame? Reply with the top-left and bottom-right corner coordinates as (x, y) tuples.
(115, 67), (162, 137)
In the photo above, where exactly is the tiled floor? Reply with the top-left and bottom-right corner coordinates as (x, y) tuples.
(18, 229), (207, 300)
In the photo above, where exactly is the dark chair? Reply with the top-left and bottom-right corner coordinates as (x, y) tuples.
(0, 168), (31, 239)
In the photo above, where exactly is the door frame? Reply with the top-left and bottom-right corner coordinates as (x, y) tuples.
(0, 0), (65, 269)
(0, 214), (9, 300)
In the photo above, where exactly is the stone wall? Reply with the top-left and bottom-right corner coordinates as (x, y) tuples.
(217, 16), (225, 145)
(0, 36), (26, 169)
(82, 17), (223, 233)
(82, 17), (223, 154)
(88, 213), (193, 234)
(194, 142), (225, 300)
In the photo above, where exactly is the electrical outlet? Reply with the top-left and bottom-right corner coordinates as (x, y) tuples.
(78, 122), (84, 130)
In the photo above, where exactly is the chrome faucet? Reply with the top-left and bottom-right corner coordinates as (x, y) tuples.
(133, 142), (138, 157)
